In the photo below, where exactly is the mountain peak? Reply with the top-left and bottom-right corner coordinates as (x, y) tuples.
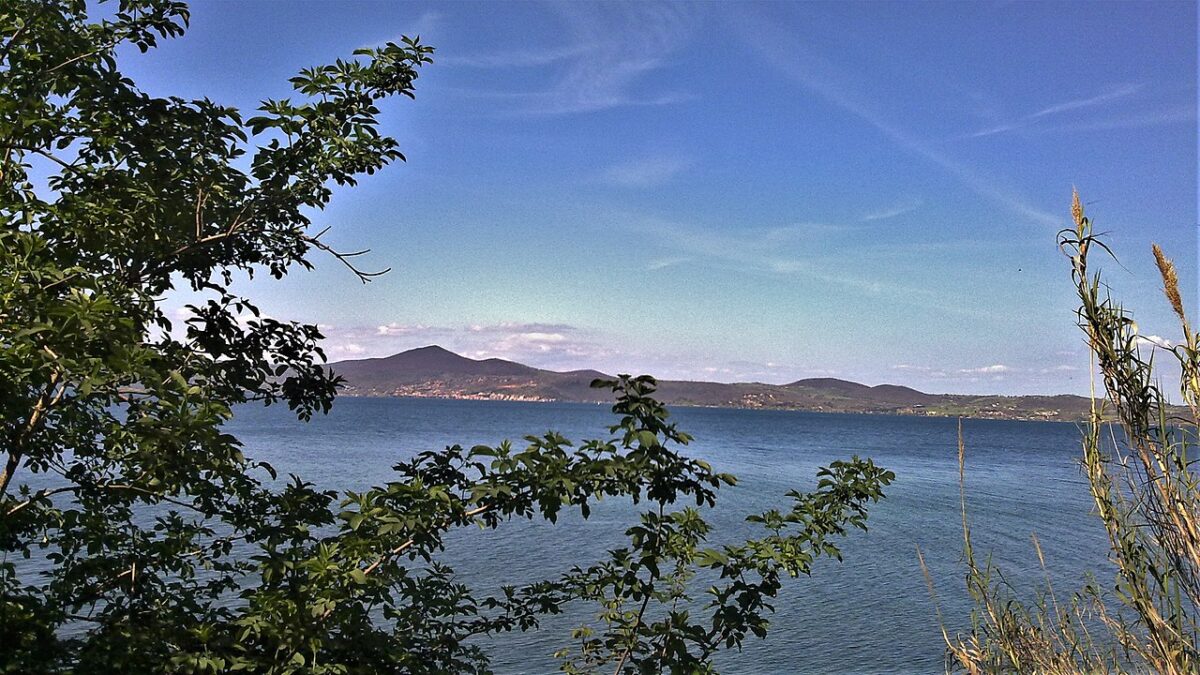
(393, 344), (461, 360)
(333, 345), (537, 386)
(785, 377), (934, 405)
(785, 377), (871, 393)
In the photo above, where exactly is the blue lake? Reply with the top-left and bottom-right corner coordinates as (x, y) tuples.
(225, 397), (1109, 674)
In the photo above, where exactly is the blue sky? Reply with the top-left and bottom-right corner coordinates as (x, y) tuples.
(129, 1), (1196, 395)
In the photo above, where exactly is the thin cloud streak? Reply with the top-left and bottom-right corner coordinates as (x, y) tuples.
(453, 4), (699, 116)
(963, 123), (1019, 139)
(365, 11), (441, 48)
(441, 44), (592, 68)
(861, 198), (923, 222)
(602, 154), (691, 187)
(629, 214), (993, 319)
(963, 82), (1150, 138)
(728, 8), (1061, 228)
(1040, 104), (1197, 133)
(1031, 82), (1143, 117)
(646, 256), (691, 271)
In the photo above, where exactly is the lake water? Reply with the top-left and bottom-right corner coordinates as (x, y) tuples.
(226, 397), (1109, 674)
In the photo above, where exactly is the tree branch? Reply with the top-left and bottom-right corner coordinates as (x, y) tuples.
(612, 502), (665, 675)
(314, 502), (494, 622)
(1, 363), (64, 495)
(361, 503), (491, 578)
(5, 481), (211, 517)
(302, 231), (390, 284)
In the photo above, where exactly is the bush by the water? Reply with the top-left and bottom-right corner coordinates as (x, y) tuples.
(0, 3), (892, 672)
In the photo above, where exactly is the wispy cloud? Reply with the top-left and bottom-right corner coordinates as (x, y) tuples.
(628, 214), (995, 319)
(1031, 82), (1143, 118)
(375, 322), (446, 337)
(891, 363), (932, 372)
(727, 7), (1061, 228)
(325, 322), (613, 372)
(891, 361), (1092, 389)
(602, 154), (691, 188)
(861, 198), (923, 222)
(1040, 104), (1196, 133)
(1136, 334), (1174, 350)
(323, 322), (1088, 392)
(892, 363), (1012, 379)
(365, 11), (441, 47)
(464, 322), (582, 359)
(955, 82), (1190, 138)
(634, 216), (880, 289)
(958, 364), (1010, 375)
(324, 321), (797, 383)
(333, 343), (366, 356)
(452, 4), (698, 115)
(963, 123), (1019, 140)
(440, 44), (592, 69)
(962, 82), (1160, 138)
(646, 256), (691, 271)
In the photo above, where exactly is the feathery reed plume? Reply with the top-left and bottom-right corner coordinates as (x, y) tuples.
(937, 192), (1200, 673)
(1152, 243), (1187, 327)
(1151, 242), (1200, 416)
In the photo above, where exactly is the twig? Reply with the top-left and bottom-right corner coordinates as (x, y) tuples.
(612, 502), (665, 675)
(361, 503), (491, 578)
(1, 359), (64, 495)
(6, 482), (209, 517)
(310, 502), (495, 625)
(301, 234), (390, 284)
(194, 185), (207, 238)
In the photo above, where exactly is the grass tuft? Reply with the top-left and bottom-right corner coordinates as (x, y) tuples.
(934, 192), (1200, 673)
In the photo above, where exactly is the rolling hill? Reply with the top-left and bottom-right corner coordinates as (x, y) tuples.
(328, 345), (1098, 421)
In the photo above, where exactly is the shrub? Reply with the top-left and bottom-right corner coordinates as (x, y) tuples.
(937, 191), (1200, 673)
(0, 3), (893, 671)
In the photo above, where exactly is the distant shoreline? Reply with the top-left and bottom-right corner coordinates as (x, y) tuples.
(335, 391), (1088, 424)
(327, 346), (1118, 423)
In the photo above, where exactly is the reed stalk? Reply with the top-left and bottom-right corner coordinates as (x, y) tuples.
(934, 191), (1200, 673)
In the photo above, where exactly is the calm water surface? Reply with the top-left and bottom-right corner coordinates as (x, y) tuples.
(227, 398), (1107, 674)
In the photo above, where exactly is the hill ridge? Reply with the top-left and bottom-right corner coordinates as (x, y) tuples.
(327, 345), (1094, 421)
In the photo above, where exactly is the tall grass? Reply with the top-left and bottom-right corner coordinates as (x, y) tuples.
(932, 191), (1200, 673)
